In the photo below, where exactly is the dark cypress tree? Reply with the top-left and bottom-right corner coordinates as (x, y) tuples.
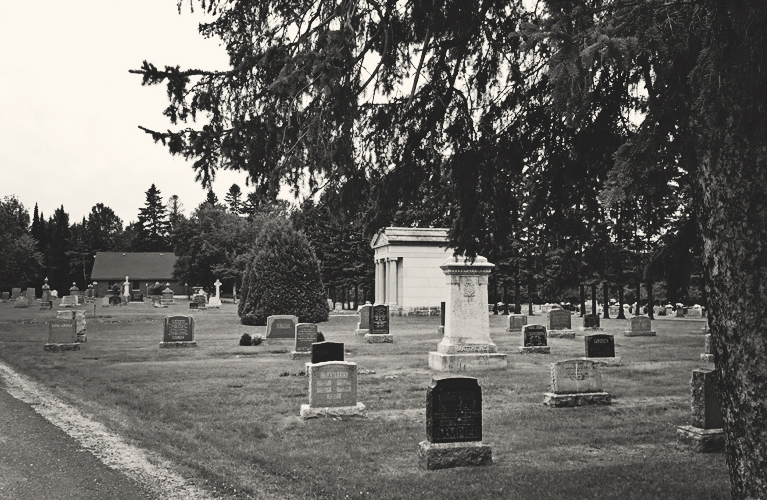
(136, 184), (171, 251)
(238, 218), (328, 325)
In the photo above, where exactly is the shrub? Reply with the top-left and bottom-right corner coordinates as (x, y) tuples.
(316, 331), (325, 342)
(239, 333), (252, 346)
(238, 218), (329, 325)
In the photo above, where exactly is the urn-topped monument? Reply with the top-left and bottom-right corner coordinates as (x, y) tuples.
(428, 255), (508, 371)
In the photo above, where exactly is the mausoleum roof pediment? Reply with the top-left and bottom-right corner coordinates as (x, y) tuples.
(370, 227), (450, 249)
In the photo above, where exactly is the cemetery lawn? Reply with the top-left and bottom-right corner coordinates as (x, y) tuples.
(0, 304), (729, 499)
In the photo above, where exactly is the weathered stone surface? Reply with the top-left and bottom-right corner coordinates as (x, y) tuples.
(581, 357), (622, 366)
(518, 346), (551, 354)
(542, 392), (611, 407)
(266, 315), (298, 339)
(308, 361), (357, 408)
(547, 329), (575, 339)
(547, 309), (571, 331)
(417, 441), (492, 470)
(676, 426), (725, 452)
(624, 316), (656, 336)
(48, 320), (76, 344)
(294, 323), (318, 353)
(299, 402), (366, 419)
(365, 333), (394, 343)
(700, 353), (715, 363)
(690, 369), (723, 429)
(550, 359), (603, 394)
(429, 352), (507, 371)
(506, 314), (527, 332)
(159, 341), (198, 348)
(356, 303), (372, 335)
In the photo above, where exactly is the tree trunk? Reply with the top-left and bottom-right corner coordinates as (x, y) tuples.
(528, 281), (533, 316)
(591, 283), (597, 316)
(635, 281), (641, 315)
(515, 267), (521, 314)
(647, 278), (654, 320)
(579, 283), (585, 317)
(617, 286), (626, 319)
(603, 282), (610, 318)
(696, 3), (767, 496)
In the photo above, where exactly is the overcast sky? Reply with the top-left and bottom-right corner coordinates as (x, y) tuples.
(0, 0), (259, 225)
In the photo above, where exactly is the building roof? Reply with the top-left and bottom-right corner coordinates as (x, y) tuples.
(371, 227), (450, 249)
(90, 252), (177, 280)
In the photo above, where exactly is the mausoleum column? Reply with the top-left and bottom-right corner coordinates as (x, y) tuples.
(376, 259), (385, 303)
(386, 257), (398, 306)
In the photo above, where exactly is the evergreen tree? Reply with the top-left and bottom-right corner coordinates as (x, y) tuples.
(46, 206), (72, 293)
(136, 184), (171, 251)
(86, 203), (124, 252)
(0, 196), (42, 290)
(224, 184), (242, 214)
(205, 189), (219, 207)
(167, 195), (185, 233)
(238, 218), (328, 325)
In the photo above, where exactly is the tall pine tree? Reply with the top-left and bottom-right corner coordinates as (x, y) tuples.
(136, 184), (171, 252)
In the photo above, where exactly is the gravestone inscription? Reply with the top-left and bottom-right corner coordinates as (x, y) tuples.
(308, 362), (357, 408)
(294, 323), (318, 353)
(523, 325), (548, 347)
(426, 376), (482, 443)
(585, 334), (615, 358)
(543, 359), (611, 407)
(163, 316), (194, 342)
(548, 309), (571, 330)
(369, 304), (390, 335)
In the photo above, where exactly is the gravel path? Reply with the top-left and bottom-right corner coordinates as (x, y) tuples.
(0, 361), (218, 500)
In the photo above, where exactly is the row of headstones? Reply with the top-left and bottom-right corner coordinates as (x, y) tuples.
(505, 309), (657, 336)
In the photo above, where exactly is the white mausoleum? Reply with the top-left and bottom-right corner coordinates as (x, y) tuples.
(370, 227), (451, 315)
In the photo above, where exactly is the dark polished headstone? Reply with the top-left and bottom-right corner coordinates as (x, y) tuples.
(585, 334), (615, 358)
(311, 341), (345, 364)
(163, 316), (194, 342)
(369, 304), (390, 335)
(523, 325), (548, 347)
(426, 376), (482, 444)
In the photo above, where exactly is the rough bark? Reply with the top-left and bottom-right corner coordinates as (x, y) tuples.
(696, 1), (767, 496)
(579, 284), (585, 317)
(603, 282), (610, 318)
(617, 286), (626, 319)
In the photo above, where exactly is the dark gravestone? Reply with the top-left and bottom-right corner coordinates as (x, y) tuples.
(585, 334), (615, 358)
(295, 323), (318, 353)
(523, 325), (548, 347)
(163, 316), (194, 342)
(189, 302), (199, 310)
(130, 291), (144, 302)
(311, 341), (345, 364)
(583, 314), (600, 329)
(426, 376), (482, 443)
(369, 305), (390, 335)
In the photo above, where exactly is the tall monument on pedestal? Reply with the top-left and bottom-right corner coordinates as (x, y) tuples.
(428, 255), (508, 371)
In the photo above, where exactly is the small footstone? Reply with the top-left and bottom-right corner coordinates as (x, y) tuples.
(700, 353), (714, 363)
(365, 333), (393, 343)
(418, 441), (493, 470)
(547, 330), (576, 339)
(542, 392), (611, 407)
(676, 425), (725, 452)
(518, 346), (550, 354)
(44, 343), (80, 352)
(299, 403), (366, 419)
(159, 341), (198, 348)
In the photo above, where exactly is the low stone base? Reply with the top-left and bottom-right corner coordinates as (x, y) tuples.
(300, 402), (366, 419)
(365, 333), (393, 343)
(547, 330), (576, 339)
(290, 351), (311, 360)
(624, 330), (656, 337)
(153, 303), (168, 308)
(581, 356), (622, 366)
(700, 353), (715, 363)
(437, 326), (444, 335)
(543, 392), (611, 407)
(417, 441), (493, 470)
(518, 346), (551, 354)
(428, 352), (508, 371)
(159, 341), (198, 348)
(76, 335), (87, 343)
(355, 329), (369, 337)
(160, 300), (175, 306)
(676, 425), (725, 452)
(583, 327), (604, 332)
(44, 343), (80, 352)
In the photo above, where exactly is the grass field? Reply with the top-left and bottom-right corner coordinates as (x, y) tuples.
(0, 301), (730, 499)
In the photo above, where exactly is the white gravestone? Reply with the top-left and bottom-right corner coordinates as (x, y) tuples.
(428, 255), (508, 371)
(543, 359), (611, 407)
(208, 279), (222, 308)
